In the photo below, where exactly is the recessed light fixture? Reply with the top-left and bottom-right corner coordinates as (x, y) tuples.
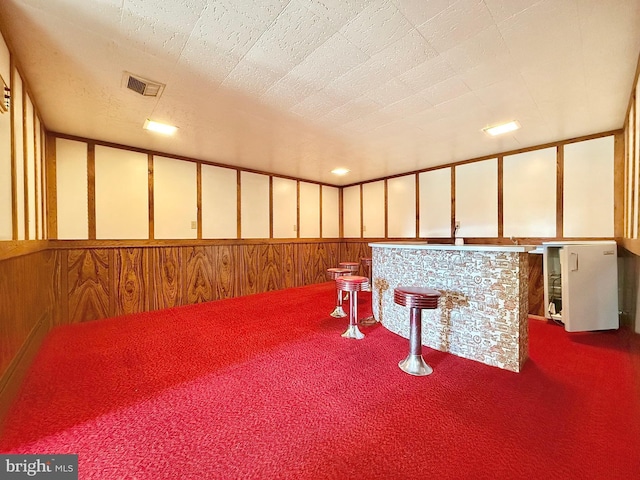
(482, 120), (520, 137)
(143, 119), (178, 135)
(331, 168), (350, 176)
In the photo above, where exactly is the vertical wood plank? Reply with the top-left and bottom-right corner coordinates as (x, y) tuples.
(281, 243), (295, 289)
(451, 166), (456, 237)
(113, 248), (147, 316)
(197, 163), (202, 239)
(214, 244), (236, 300)
(556, 145), (564, 238)
(260, 244), (282, 292)
(87, 143), (96, 239)
(10, 58), (17, 240)
(240, 244), (259, 296)
(22, 84), (28, 240)
(415, 174), (420, 238)
(185, 246), (213, 304)
(151, 247), (182, 310)
(148, 154), (154, 240)
(67, 249), (110, 323)
(45, 133), (57, 239)
(614, 132), (625, 238)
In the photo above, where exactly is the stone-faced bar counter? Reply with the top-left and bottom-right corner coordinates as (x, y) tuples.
(369, 242), (534, 372)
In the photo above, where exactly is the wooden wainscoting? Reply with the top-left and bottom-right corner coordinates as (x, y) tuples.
(54, 242), (341, 325)
(0, 248), (59, 421)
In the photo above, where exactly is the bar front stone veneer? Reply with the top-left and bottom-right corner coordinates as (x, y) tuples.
(369, 242), (533, 372)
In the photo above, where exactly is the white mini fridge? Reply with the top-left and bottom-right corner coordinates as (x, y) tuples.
(542, 241), (619, 332)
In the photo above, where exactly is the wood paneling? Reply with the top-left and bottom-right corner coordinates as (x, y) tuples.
(214, 245), (236, 300)
(527, 253), (545, 317)
(0, 249), (57, 416)
(67, 249), (109, 323)
(239, 244), (260, 296)
(185, 246), (213, 305)
(113, 248), (148, 316)
(260, 244), (282, 292)
(151, 247), (182, 310)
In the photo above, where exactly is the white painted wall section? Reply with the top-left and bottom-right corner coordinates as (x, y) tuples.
(387, 175), (415, 238)
(455, 159), (498, 238)
(272, 177), (297, 238)
(363, 181), (385, 238)
(241, 171), (269, 238)
(322, 185), (340, 238)
(56, 138), (88, 240)
(419, 168), (451, 238)
(202, 165), (237, 239)
(299, 182), (320, 238)
(153, 156), (197, 239)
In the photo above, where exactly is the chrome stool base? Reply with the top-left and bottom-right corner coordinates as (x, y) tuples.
(341, 324), (365, 340)
(398, 354), (433, 376)
(330, 305), (347, 318)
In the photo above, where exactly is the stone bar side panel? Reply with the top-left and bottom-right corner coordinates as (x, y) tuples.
(372, 248), (529, 372)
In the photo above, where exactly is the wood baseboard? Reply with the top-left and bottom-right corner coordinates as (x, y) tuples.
(0, 313), (50, 432)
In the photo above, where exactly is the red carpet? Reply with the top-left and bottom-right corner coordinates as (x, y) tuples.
(1, 282), (639, 479)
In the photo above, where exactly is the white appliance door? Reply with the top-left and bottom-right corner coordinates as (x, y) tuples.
(560, 244), (619, 332)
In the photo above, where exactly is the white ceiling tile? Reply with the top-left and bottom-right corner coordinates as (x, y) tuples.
(221, 59), (285, 97)
(417, 0), (495, 54)
(339, 1), (414, 55)
(364, 77), (415, 106)
(421, 76), (472, 106)
(297, 0), (370, 30)
(393, 0), (454, 27)
(1, 0), (639, 185)
(440, 25), (510, 74)
(368, 29), (438, 78)
(120, 0), (207, 60)
(285, 33), (370, 90)
(397, 56), (458, 93)
(242, 1), (336, 73)
(483, 0), (543, 24)
(290, 91), (343, 118)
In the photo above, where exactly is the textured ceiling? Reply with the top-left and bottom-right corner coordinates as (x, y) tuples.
(0, 0), (639, 185)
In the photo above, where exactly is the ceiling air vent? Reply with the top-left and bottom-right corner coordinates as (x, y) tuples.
(122, 72), (165, 97)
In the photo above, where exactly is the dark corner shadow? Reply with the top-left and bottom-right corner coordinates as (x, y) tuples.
(566, 327), (640, 353)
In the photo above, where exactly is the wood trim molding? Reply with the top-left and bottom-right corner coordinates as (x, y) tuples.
(45, 133), (57, 239)
(88, 143), (96, 239)
(556, 145), (564, 238)
(147, 154), (154, 240)
(614, 132), (625, 238)
(497, 156), (504, 239)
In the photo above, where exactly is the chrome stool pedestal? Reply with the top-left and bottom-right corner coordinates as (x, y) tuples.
(394, 287), (441, 376)
(336, 275), (369, 340)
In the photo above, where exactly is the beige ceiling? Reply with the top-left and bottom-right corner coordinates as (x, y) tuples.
(0, 0), (639, 185)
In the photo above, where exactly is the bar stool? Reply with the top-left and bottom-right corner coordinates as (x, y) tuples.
(326, 267), (350, 318)
(360, 257), (372, 292)
(339, 261), (359, 275)
(338, 262), (360, 300)
(336, 275), (369, 339)
(394, 287), (441, 376)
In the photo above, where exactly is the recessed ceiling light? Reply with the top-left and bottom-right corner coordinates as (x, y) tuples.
(143, 119), (178, 135)
(482, 121), (520, 136)
(331, 168), (350, 175)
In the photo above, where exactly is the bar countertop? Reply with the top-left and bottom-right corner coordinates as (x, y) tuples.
(368, 241), (535, 253)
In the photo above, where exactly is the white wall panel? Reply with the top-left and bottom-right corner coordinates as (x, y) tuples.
(273, 177), (297, 238)
(503, 148), (556, 237)
(95, 146), (148, 239)
(419, 168), (451, 237)
(25, 97), (35, 239)
(241, 171), (269, 238)
(564, 136), (614, 237)
(343, 185), (361, 238)
(13, 70), (24, 240)
(153, 156), (197, 239)
(299, 182), (320, 238)
(322, 185), (340, 238)
(633, 101), (638, 238)
(388, 175), (416, 238)
(202, 165), (237, 239)
(363, 181), (385, 238)
(455, 159), (498, 238)
(0, 34), (11, 240)
(56, 139), (88, 240)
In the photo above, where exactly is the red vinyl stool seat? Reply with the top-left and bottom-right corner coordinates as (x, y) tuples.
(336, 275), (370, 339)
(326, 267), (350, 318)
(394, 287), (441, 376)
